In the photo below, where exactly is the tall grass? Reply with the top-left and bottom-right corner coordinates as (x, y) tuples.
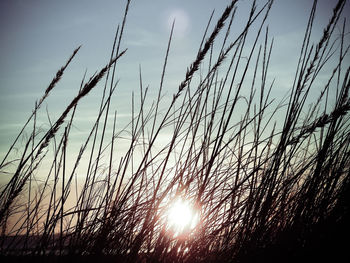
(1, 0), (349, 262)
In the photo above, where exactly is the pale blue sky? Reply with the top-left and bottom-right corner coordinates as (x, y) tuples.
(0, 0), (349, 161)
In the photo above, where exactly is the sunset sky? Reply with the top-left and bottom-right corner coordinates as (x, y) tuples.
(0, 0), (349, 163)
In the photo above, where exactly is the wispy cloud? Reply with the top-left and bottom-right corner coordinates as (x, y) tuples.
(126, 28), (163, 48)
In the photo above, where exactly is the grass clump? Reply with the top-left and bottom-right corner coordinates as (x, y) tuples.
(1, 0), (349, 262)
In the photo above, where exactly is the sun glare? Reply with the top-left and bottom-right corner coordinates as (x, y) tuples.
(166, 198), (199, 237)
(166, 9), (190, 38)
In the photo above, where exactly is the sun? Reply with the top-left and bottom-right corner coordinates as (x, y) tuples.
(166, 198), (199, 237)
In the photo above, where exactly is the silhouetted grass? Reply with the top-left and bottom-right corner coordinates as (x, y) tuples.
(1, 0), (349, 262)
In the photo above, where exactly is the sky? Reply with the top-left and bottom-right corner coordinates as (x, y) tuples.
(0, 0), (350, 167)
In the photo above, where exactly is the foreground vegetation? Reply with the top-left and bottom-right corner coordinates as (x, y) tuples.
(1, 0), (349, 262)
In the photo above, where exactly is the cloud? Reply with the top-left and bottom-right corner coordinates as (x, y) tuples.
(126, 28), (163, 48)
